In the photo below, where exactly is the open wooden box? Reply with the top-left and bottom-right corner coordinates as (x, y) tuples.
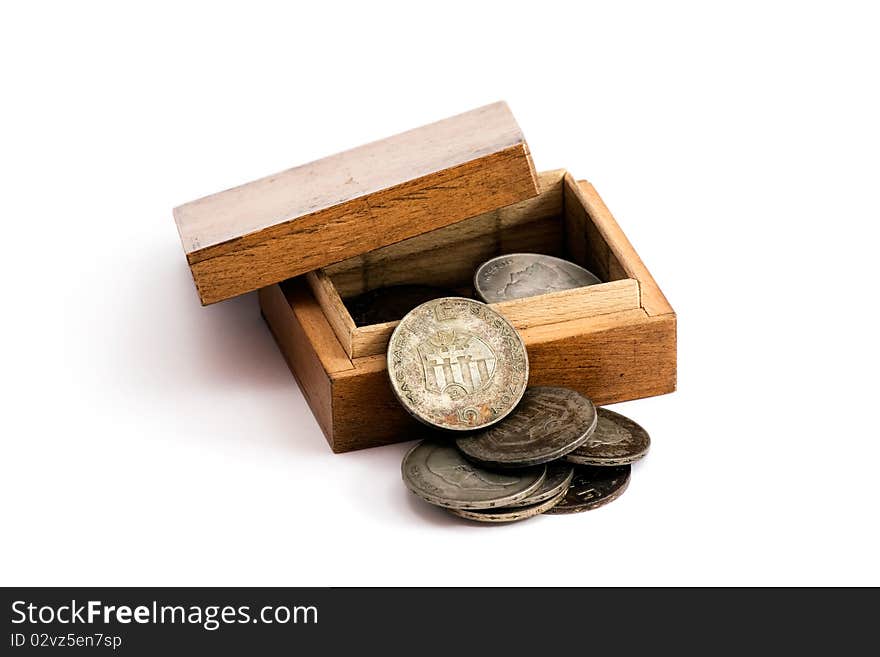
(259, 169), (675, 452)
(174, 102), (675, 454)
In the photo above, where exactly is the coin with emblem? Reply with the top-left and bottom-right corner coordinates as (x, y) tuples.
(474, 253), (602, 303)
(402, 440), (546, 509)
(345, 284), (458, 326)
(566, 408), (650, 466)
(455, 387), (597, 467)
(505, 462), (574, 508)
(387, 297), (529, 431)
(545, 464), (631, 514)
(447, 484), (567, 523)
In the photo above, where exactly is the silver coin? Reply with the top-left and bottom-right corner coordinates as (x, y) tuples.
(455, 387), (598, 467)
(545, 464), (631, 514)
(505, 462), (574, 508)
(474, 253), (602, 303)
(402, 440), (546, 509)
(387, 297), (529, 431)
(566, 408), (650, 466)
(447, 485), (567, 523)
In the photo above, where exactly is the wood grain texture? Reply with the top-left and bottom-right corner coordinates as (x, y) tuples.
(563, 174), (626, 281)
(331, 360), (425, 453)
(175, 102), (539, 304)
(492, 278), (640, 329)
(258, 283), (336, 441)
(305, 270), (356, 356)
(350, 320), (399, 359)
(522, 311), (676, 404)
(324, 169), (566, 298)
(568, 176), (674, 316)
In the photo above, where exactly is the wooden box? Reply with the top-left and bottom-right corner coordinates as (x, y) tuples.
(174, 103), (675, 453)
(259, 170), (675, 452)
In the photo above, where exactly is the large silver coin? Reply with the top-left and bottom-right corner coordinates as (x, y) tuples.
(387, 297), (529, 431)
(474, 253), (602, 303)
(545, 464), (631, 514)
(566, 408), (651, 466)
(402, 440), (546, 509)
(455, 387), (597, 467)
(447, 485), (567, 523)
(506, 462), (574, 508)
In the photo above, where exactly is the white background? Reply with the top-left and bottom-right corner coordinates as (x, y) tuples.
(2, 1), (878, 586)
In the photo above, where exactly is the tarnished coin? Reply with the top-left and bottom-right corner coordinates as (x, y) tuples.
(566, 408), (650, 466)
(545, 464), (631, 514)
(345, 284), (457, 326)
(455, 387), (597, 467)
(474, 253), (602, 303)
(447, 485), (567, 523)
(387, 297), (529, 431)
(506, 462), (574, 508)
(402, 440), (546, 509)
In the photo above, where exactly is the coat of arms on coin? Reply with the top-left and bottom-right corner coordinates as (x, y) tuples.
(387, 297), (529, 430)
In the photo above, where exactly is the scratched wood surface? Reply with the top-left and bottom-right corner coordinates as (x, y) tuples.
(174, 102), (539, 304)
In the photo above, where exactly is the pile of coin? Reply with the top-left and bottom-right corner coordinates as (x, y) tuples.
(349, 252), (653, 523)
(399, 386), (650, 523)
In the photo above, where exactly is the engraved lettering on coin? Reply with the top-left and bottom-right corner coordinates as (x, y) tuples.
(402, 440), (546, 509)
(566, 408), (651, 466)
(545, 464), (631, 514)
(474, 253), (602, 303)
(388, 297), (529, 430)
(456, 387), (597, 467)
(447, 485), (568, 523)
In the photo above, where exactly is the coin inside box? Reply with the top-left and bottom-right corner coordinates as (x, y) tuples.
(258, 169), (676, 453)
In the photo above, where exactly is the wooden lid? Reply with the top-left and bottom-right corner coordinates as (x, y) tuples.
(174, 102), (539, 305)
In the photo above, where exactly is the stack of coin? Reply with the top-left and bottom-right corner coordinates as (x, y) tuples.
(400, 385), (650, 522)
(349, 253), (651, 523)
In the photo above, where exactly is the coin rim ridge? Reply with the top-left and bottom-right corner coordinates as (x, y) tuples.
(505, 463), (575, 508)
(544, 465), (632, 515)
(387, 296), (530, 432)
(401, 441), (547, 510)
(447, 483), (569, 523)
(564, 407), (651, 466)
(455, 388), (598, 467)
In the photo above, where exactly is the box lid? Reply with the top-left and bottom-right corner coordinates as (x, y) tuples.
(174, 101), (539, 305)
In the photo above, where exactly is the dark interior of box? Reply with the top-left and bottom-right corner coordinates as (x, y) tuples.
(321, 174), (620, 326)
